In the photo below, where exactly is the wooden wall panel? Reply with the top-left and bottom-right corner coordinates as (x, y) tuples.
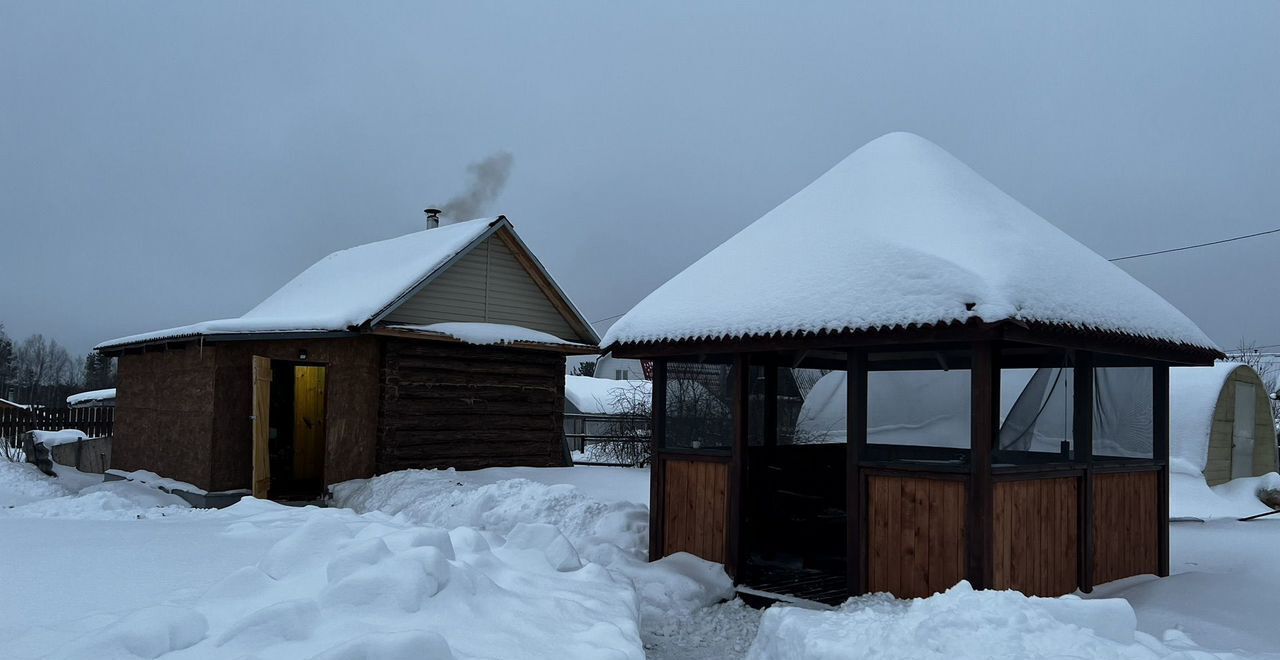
(994, 477), (1078, 596)
(867, 475), (966, 598)
(662, 458), (728, 563)
(1093, 471), (1159, 584)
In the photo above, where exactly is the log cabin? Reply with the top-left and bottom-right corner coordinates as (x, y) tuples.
(603, 133), (1223, 603)
(97, 213), (598, 501)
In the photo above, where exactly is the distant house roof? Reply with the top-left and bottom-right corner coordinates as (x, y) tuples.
(98, 216), (600, 351)
(564, 375), (651, 416)
(0, 397), (29, 410)
(66, 388), (117, 407)
(603, 132), (1217, 357)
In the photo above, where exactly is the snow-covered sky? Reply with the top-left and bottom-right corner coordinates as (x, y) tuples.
(3, 2), (1278, 356)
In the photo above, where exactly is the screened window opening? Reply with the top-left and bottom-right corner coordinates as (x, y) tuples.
(783, 367), (845, 445)
(1093, 366), (1154, 460)
(998, 367), (1075, 460)
(663, 361), (735, 451)
(867, 369), (971, 448)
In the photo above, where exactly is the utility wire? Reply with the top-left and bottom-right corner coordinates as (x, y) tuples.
(1108, 227), (1280, 262)
(587, 227), (1280, 326)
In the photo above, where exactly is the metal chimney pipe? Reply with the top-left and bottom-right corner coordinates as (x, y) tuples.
(424, 208), (442, 229)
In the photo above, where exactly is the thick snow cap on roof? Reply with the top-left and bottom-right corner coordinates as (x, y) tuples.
(97, 218), (500, 349)
(603, 133), (1216, 352)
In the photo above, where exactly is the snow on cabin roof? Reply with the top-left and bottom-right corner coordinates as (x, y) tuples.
(603, 132), (1218, 353)
(383, 322), (596, 351)
(98, 217), (597, 350)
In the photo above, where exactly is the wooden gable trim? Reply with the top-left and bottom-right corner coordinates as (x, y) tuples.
(490, 226), (600, 345)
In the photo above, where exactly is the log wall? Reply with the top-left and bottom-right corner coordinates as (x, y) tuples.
(866, 474), (966, 598)
(1093, 470), (1159, 584)
(661, 457), (729, 563)
(376, 339), (568, 473)
(993, 476), (1078, 596)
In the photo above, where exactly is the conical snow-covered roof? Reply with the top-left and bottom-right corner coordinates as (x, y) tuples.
(604, 132), (1217, 353)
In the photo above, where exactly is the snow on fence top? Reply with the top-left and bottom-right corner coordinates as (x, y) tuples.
(96, 217), (502, 349)
(65, 388), (116, 406)
(603, 132), (1217, 352)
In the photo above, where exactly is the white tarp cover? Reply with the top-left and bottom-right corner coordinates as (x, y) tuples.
(603, 133), (1215, 353)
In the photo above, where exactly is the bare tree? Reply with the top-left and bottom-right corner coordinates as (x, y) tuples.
(1226, 341), (1280, 425)
(581, 381), (652, 467)
(14, 334), (75, 405)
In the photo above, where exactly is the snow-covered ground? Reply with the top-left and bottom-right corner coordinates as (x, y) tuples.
(3, 458), (1278, 659)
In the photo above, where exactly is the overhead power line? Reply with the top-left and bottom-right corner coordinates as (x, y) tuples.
(587, 227), (1280, 327)
(1108, 227), (1280, 262)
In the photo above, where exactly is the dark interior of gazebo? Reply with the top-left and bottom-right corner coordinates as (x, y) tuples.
(624, 323), (1218, 604)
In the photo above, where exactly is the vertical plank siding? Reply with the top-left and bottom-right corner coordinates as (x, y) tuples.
(1093, 471), (1159, 584)
(867, 475), (966, 598)
(662, 457), (729, 563)
(993, 477), (1078, 596)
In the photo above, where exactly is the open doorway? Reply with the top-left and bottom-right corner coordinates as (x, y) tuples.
(252, 358), (327, 500)
(742, 364), (849, 604)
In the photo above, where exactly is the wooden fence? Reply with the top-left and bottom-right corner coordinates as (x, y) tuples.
(0, 406), (115, 442)
(564, 412), (650, 467)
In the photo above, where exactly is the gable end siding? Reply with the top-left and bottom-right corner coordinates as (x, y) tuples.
(383, 236), (579, 340)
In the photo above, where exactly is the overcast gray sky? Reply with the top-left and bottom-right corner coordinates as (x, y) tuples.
(2, 1), (1278, 357)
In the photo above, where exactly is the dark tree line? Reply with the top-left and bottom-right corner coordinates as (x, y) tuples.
(0, 323), (116, 408)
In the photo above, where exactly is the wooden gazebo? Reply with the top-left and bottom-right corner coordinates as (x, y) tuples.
(605, 133), (1221, 602)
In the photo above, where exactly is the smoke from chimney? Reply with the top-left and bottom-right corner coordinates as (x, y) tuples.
(437, 151), (514, 222)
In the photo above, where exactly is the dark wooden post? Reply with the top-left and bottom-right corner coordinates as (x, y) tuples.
(967, 342), (998, 589)
(727, 354), (750, 579)
(846, 350), (869, 596)
(1153, 364), (1170, 577)
(1073, 352), (1095, 593)
(649, 360), (667, 561)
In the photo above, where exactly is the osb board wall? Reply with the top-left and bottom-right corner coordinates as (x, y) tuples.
(1093, 471), (1159, 585)
(866, 475), (966, 598)
(376, 340), (568, 473)
(210, 338), (381, 492)
(994, 477), (1078, 596)
(113, 345), (218, 489)
(662, 458), (728, 563)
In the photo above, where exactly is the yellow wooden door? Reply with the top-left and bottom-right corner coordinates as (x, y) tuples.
(293, 365), (326, 482)
(252, 356), (272, 498)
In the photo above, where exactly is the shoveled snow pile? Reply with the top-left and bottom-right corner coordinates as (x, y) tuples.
(746, 581), (1239, 659)
(603, 132), (1215, 351)
(0, 460), (78, 507)
(2, 465), (732, 659)
(332, 468), (733, 626)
